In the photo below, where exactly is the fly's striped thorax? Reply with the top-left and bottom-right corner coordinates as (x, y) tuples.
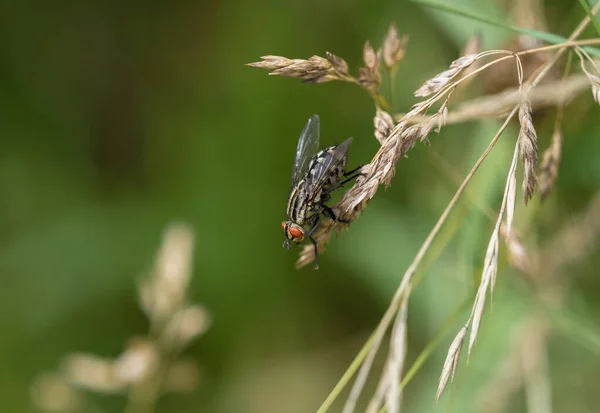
(306, 147), (348, 193)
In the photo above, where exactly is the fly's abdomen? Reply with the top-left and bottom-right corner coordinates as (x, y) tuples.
(286, 180), (324, 226)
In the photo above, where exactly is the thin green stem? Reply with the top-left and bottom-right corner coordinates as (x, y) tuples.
(577, 0), (600, 36)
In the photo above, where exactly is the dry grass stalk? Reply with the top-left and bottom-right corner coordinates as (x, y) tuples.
(539, 128), (562, 200)
(343, 107), (520, 413)
(436, 136), (519, 401)
(518, 102), (538, 205)
(471, 140), (519, 354)
(364, 287), (410, 413)
(468, 241), (494, 352)
(436, 9), (600, 398)
(395, 74), (590, 125)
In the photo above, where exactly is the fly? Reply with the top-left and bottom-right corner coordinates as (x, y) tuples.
(281, 114), (362, 269)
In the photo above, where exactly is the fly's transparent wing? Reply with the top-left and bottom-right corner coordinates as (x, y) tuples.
(305, 137), (353, 200)
(291, 114), (320, 186)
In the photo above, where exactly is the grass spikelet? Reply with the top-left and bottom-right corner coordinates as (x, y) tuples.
(518, 102), (538, 205)
(359, 41), (382, 96)
(414, 54), (477, 97)
(575, 47), (600, 103)
(326, 51), (350, 77)
(539, 128), (563, 200)
(382, 23), (408, 72)
(436, 326), (467, 401)
(374, 109), (395, 144)
(246, 55), (339, 83)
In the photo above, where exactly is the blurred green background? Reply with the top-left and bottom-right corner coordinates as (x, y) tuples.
(1, 0), (600, 412)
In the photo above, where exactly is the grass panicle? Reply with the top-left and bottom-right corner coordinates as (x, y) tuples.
(248, 3), (600, 411)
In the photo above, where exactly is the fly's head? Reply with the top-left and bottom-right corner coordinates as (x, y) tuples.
(281, 221), (305, 249)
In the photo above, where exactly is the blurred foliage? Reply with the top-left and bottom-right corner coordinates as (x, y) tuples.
(0, 0), (599, 412)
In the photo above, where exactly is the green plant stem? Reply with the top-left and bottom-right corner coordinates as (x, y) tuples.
(577, 0), (600, 36)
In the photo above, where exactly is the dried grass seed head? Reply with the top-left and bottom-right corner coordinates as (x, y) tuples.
(583, 71), (600, 103)
(114, 339), (159, 385)
(414, 54), (477, 98)
(359, 41), (382, 95)
(374, 109), (395, 144)
(141, 222), (195, 325)
(62, 353), (126, 393)
(539, 129), (562, 200)
(382, 23), (408, 71)
(575, 48), (600, 104)
(247, 55), (338, 83)
(518, 102), (538, 205)
(162, 304), (212, 350)
(326, 51), (350, 77)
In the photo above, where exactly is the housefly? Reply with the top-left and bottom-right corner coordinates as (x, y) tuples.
(281, 114), (361, 269)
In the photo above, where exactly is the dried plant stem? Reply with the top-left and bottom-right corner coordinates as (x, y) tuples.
(528, 1), (600, 91)
(439, 38), (600, 101)
(396, 74), (589, 125)
(341, 107), (518, 413)
(416, 37), (600, 116)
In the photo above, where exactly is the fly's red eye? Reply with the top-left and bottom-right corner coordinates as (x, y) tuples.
(281, 222), (286, 230)
(288, 226), (304, 240)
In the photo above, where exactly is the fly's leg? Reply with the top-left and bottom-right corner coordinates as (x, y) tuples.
(328, 166), (365, 192)
(308, 216), (320, 269)
(337, 172), (362, 187)
(344, 164), (364, 177)
(321, 204), (350, 224)
(308, 236), (319, 270)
